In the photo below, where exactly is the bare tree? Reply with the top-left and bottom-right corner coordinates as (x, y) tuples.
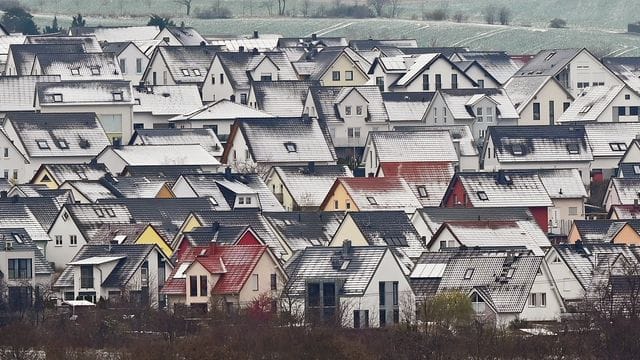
(301, 0), (311, 17)
(142, 0), (153, 10)
(368, 0), (387, 17)
(277, 0), (286, 15)
(498, 6), (511, 25)
(482, 5), (497, 24)
(390, 0), (401, 18)
(263, 0), (275, 16)
(174, 0), (193, 16)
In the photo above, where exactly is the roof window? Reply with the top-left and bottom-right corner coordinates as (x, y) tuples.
(367, 196), (378, 205)
(90, 66), (101, 75)
(193, 69), (201, 76)
(52, 94), (63, 102)
(112, 92), (123, 101)
(464, 268), (474, 279)
(634, 165), (640, 174)
(544, 51), (556, 61)
(57, 139), (69, 149)
(70, 68), (80, 75)
(477, 191), (488, 201)
(610, 142), (628, 151)
(417, 185), (428, 198)
(567, 143), (580, 154)
(284, 142), (297, 153)
(511, 144), (524, 156)
(506, 268), (515, 278)
(36, 140), (50, 149)
(105, 208), (116, 217)
(181, 69), (190, 76)
(12, 233), (22, 244)
(94, 209), (105, 218)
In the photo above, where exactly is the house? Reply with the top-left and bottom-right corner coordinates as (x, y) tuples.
(0, 228), (53, 311)
(24, 35), (102, 52)
(169, 99), (273, 142)
(0, 119), (30, 184)
(155, 26), (206, 46)
(367, 53), (476, 93)
(557, 85), (640, 123)
(222, 117), (337, 171)
(176, 224), (262, 253)
(2, 112), (111, 182)
(30, 163), (109, 189)
(603, 57), (640, 93)
(303, 86), (389, 149)
(277, 34), (347, 48)
(264, 164), (353, 211)
(202, 51), (298, 103)
(515, 48), (623, 96)
(171, 171), (285, 212)
(131, 84), (204, 129)
(5, 43), (90, 76)
(382, 92), (432, 127)
(427, 220), (551, 255)
(89, 223), (173, 258)
(0, 196), (63, 254)
(70, 26), (161, 43)
(410, 207), (535, 239)
(58, 180), (118, 203)
(30, 52), (123, 81)
(481, 125), (593, 184)
(34, 80), (134, 143)
(424, 88), (519, 140)
(7, 184), (72, 205)
(54, 244), (172, 308)
(349, 39), (418, 50)
(102, 42), (149, 84)
(283, 243), (414, 327)
(263, 211), (343, 255)
(584, 123), (640, 181)
(320, 177), (422, 213)
(248, 80), (319, 117)
(539, 169), (588, 236)
(0, 75), (61, 112)
(441, 171), (553, 231)
(328, 211), (426, 272)
(603, 178), (640, 211)
(450, 51), (522, 85)
(566, 220), (640, 244)
(96, 175), (175, 199)
(428, 249), (561, 325)
(163, 243), (286, 313)
(503, 75), (574, 125)
(293, 47), (370, 86)
(120, 164), (207, 180)
(129, 128), (222, 158)
(142, 45), (220, 87)
(362, 130), (458, 176)
(208, 31), (280, 51)
(95, 144), (221, 174)
(609, 204), (640, 219)
(377, 162), (455, 207)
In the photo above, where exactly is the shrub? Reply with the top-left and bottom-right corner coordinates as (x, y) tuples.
(423, 8), (447, 21)
(194, 6), (233, 19)
(322, 5), (373, 18)
(549, 18), (567, 28)
(452, 11), (466, 23)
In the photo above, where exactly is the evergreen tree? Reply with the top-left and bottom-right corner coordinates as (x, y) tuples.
(1, 7), (38, 35)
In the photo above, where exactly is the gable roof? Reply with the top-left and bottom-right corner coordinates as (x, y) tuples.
(25, 35), (102, 53)
(538, 169), (587, 198)
(62, 180), (118, 202)
(378, 162), (455, 207)
(382, 92), (433, 122)
(558, 85), (627, 122)
(347, 211), (425, 258)
(0, 228), (52, 275)
(101, 144), (221, 168)
(0, 198), (59, 242)
(215, 51), (297, 90)
(504, 75), (573, 112)
(9, 43), (89, 75)
(516, 48), (583, 77)
(62, 203), (134, 240)
(454, 51), (521, 84)
(391, 53), (476, 88)
(487, 125), (592, 163)
(132, 84), (203, 116)
(307, 85), (388, 124)
(162, 27), (206, 46)
(324, 177), (422, 212)
(349, 39), (418, 50)
(609, 178), (640, 206)
(0, 75), (61, 111)
(603, 57), (640, 93)
(367, 130), (458, 163)
(571, 219), (640, 243)
(4, 112), (110, 158)
(36, 80), (133, 105)
(251, 80), (319, 117)
(170, 99), (273, 125)
(263, 211), (343, 252)
(437, 88), (519, 120)
(33, 52), (122, 81)
(151, 45), (220, 85)
(585, 122), (640, 158)
(300, 47), (370, 80)
(70, 26), (160, 42)
(414, 207), (534, 235)
(129, 128), (222, 156)
(34, 163), (108, 185)
(271, 164), (353, 208)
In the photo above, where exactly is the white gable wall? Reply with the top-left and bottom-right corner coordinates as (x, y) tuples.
(394, 57), (475, 92)
(47, 209), (87, 271)
(202, 56), (236, 102)
(567, 51), (623, 96)
(518, 79), (572, 126)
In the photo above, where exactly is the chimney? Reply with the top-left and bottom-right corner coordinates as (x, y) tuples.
(199, 41), (207, 47)
(252, 48), (259, 55)
(421, 236), (427, 246)
(253, 30), (259, 39)
(342, 240), (351, 257)
(635, 198), (639, 207)
(224, 166), (232, 180)
(307, 161), (315, 174)
(239, 46), (244, 53)
(113, 138), (122, 149)
(0, 191), (7, 198)
(212, 221), (219, 232)
(311, 33), (317, 40)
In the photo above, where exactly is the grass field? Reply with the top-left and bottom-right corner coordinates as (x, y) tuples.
(30, 14), (640, 57)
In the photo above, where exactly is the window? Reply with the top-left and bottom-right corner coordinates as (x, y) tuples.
(477, 79), (484, 88)
(334, 200), (339, 209)
(332, 71), (340, 81)
(112, 92), (123, 101)
(512, 144), (524, 155)
(119, 59), (126, 73)
(99, 114), (123, 135)
(181, 69), (190, 76)
(8, 259), (32, 279)
(3, 148), (7, 158)
(354, 310), (361, 328)
(367, 196), (377, 205)
(567, 143), (580, 154)
(434, 107), (438, 123)
(245, 197), (252, 205)
(95, 209), (105, 218)
(55, 235), (62, 246)
(36, 140), (49, 149)
(105, 208), (116, 217)
(376, 76), (384, 91)
(610, 143), (628, 151)
(435, 74), (442, 90)
(443, 107), (447, 123)
(552, 256), (561, 264)
(392, 282), (399, 306)
(476, 191), (488, 201)
(506, 268), (515, 278)
(379, 282), (386, 306)
(62, 212), (69, 221)
(81, 265), (93, 288)
(70, 235), (77, 245)
(193, 69), (201, 76)
(476, 107), (483, 122)
(189, 276), (198, 296)
(260, 73), (272, 81)
(569, 207), (578, 216)
(347, 127), (360, 138)
(345, 71), (353, 81)
(200, 275), (208, 296)
(529, 293), (547, 307)
(549, 100), (555, 122)
(464, 268), (474, 279)
(634, 165), (640, 174)
(52, 93), (63, 102)
(346, 201), (351, 210)
(284, 142), (297, 152)
(345, 106), (352, 116)
(625, 94), (632, 100)
(417, 185), (428, 198)
(451, 74), (458, 89)
(563, 102), (570, 111)
(379, 309), (386, 327)
(238, 197), (245, 205)
(631, 106), (639, 116)
(252, 274), (259, 291)
(577, 82), (589, 88)
(393, 309), (399, 324)
(136, 58), (143, 73)
(356, 106), (363, 115)
(485, 107), (493, 122)
(240, 93), (248, 105)
(90, 67), (100, 75)
(71, 67), (80, 75)
(422, 74), (429, 91)
(619, 107), (627, 116)
(270, 273), (277, 290)
(220, 73), (224, 84)
(211, 74), (216, 84)
(533, 102), (541, 120)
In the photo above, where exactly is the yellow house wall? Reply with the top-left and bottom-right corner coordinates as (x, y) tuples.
(156, 184), (174, 198)
(328, 215), (368, 247)
(32, 168), (59, 189)
(136, 226), (173, 257)
(320, 54), (368, 86)
(611, 224), (640, 245)
(265, 171), (297, 211)
(322, 183), (359, 212)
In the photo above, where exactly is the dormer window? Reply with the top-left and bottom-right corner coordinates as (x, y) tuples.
(181, 69), (190, 76)
(567, 143), (580, 154)
(610, 142), (628, 151)
(477, 191), (488, 201)
(90, 67), (100, 75)
(52, 94), (63, 102)
(112, 92), (123, 101)
(36, 140), (50, 149)
(70, 68), (80, 75)
(367, 196), (377, 205)
(193, 69), (201, 76)
(417, 185), (428, 198)
(284, 142), (297, 153)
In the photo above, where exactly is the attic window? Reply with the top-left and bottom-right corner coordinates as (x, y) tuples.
(12, 233), (22, 244)
(193, 69), (201, 76)
(181, 69), (190, 76)
(634, 165), (640, 174)
(112, 92), (124, 101)
(94, 209), (105, 218)
(284, 142), (297, 153)
(70, 68), (80, 75)
(36, 140), (50, 149)
(90, 67), (101, 75)
(464, 268), (474, 279)
(417, 185), (429, 198)
(52, 94), (63, 102)
(476, 191), (488, 201)
(511, 144), (524, 156)
(57, 139), (69, 149)
(610, 142), (628, 151)
(566, 143), (580, 154)
(367, 196), (378, 205)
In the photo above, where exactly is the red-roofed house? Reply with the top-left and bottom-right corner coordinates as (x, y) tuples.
(162, 243), (287, 312)
(320, 177), (422, 213)
(377, 162), (455, 207)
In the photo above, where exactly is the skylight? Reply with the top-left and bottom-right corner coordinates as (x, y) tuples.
(193, 69), (201, 76)
(464, 268), (474, 279)
(367, 196), (378, 205)
(477, 191), (488, 201)
(417, 185), (429, 198)
(52, 94), (63, 102)
(36, 140), (50, 149)
(57, 139), (69, 149)
(181, 69), (190, 76)
(610, 142), (628, 151)
(634, 165), (640, 174)
(90, 67), (101, 75)
(506, 268), (515, 278)
(567, 143), (580, 154)
(105, 208), (116, 218)
(12, 233), (22, 244)
(174, 262), (190, 279)
(511, 144), (524, 156)
(284, 142), (297, 153)
(95, 209), (105, 218)
(112, 92), (124, 101)
(70, 68), (80, 75)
